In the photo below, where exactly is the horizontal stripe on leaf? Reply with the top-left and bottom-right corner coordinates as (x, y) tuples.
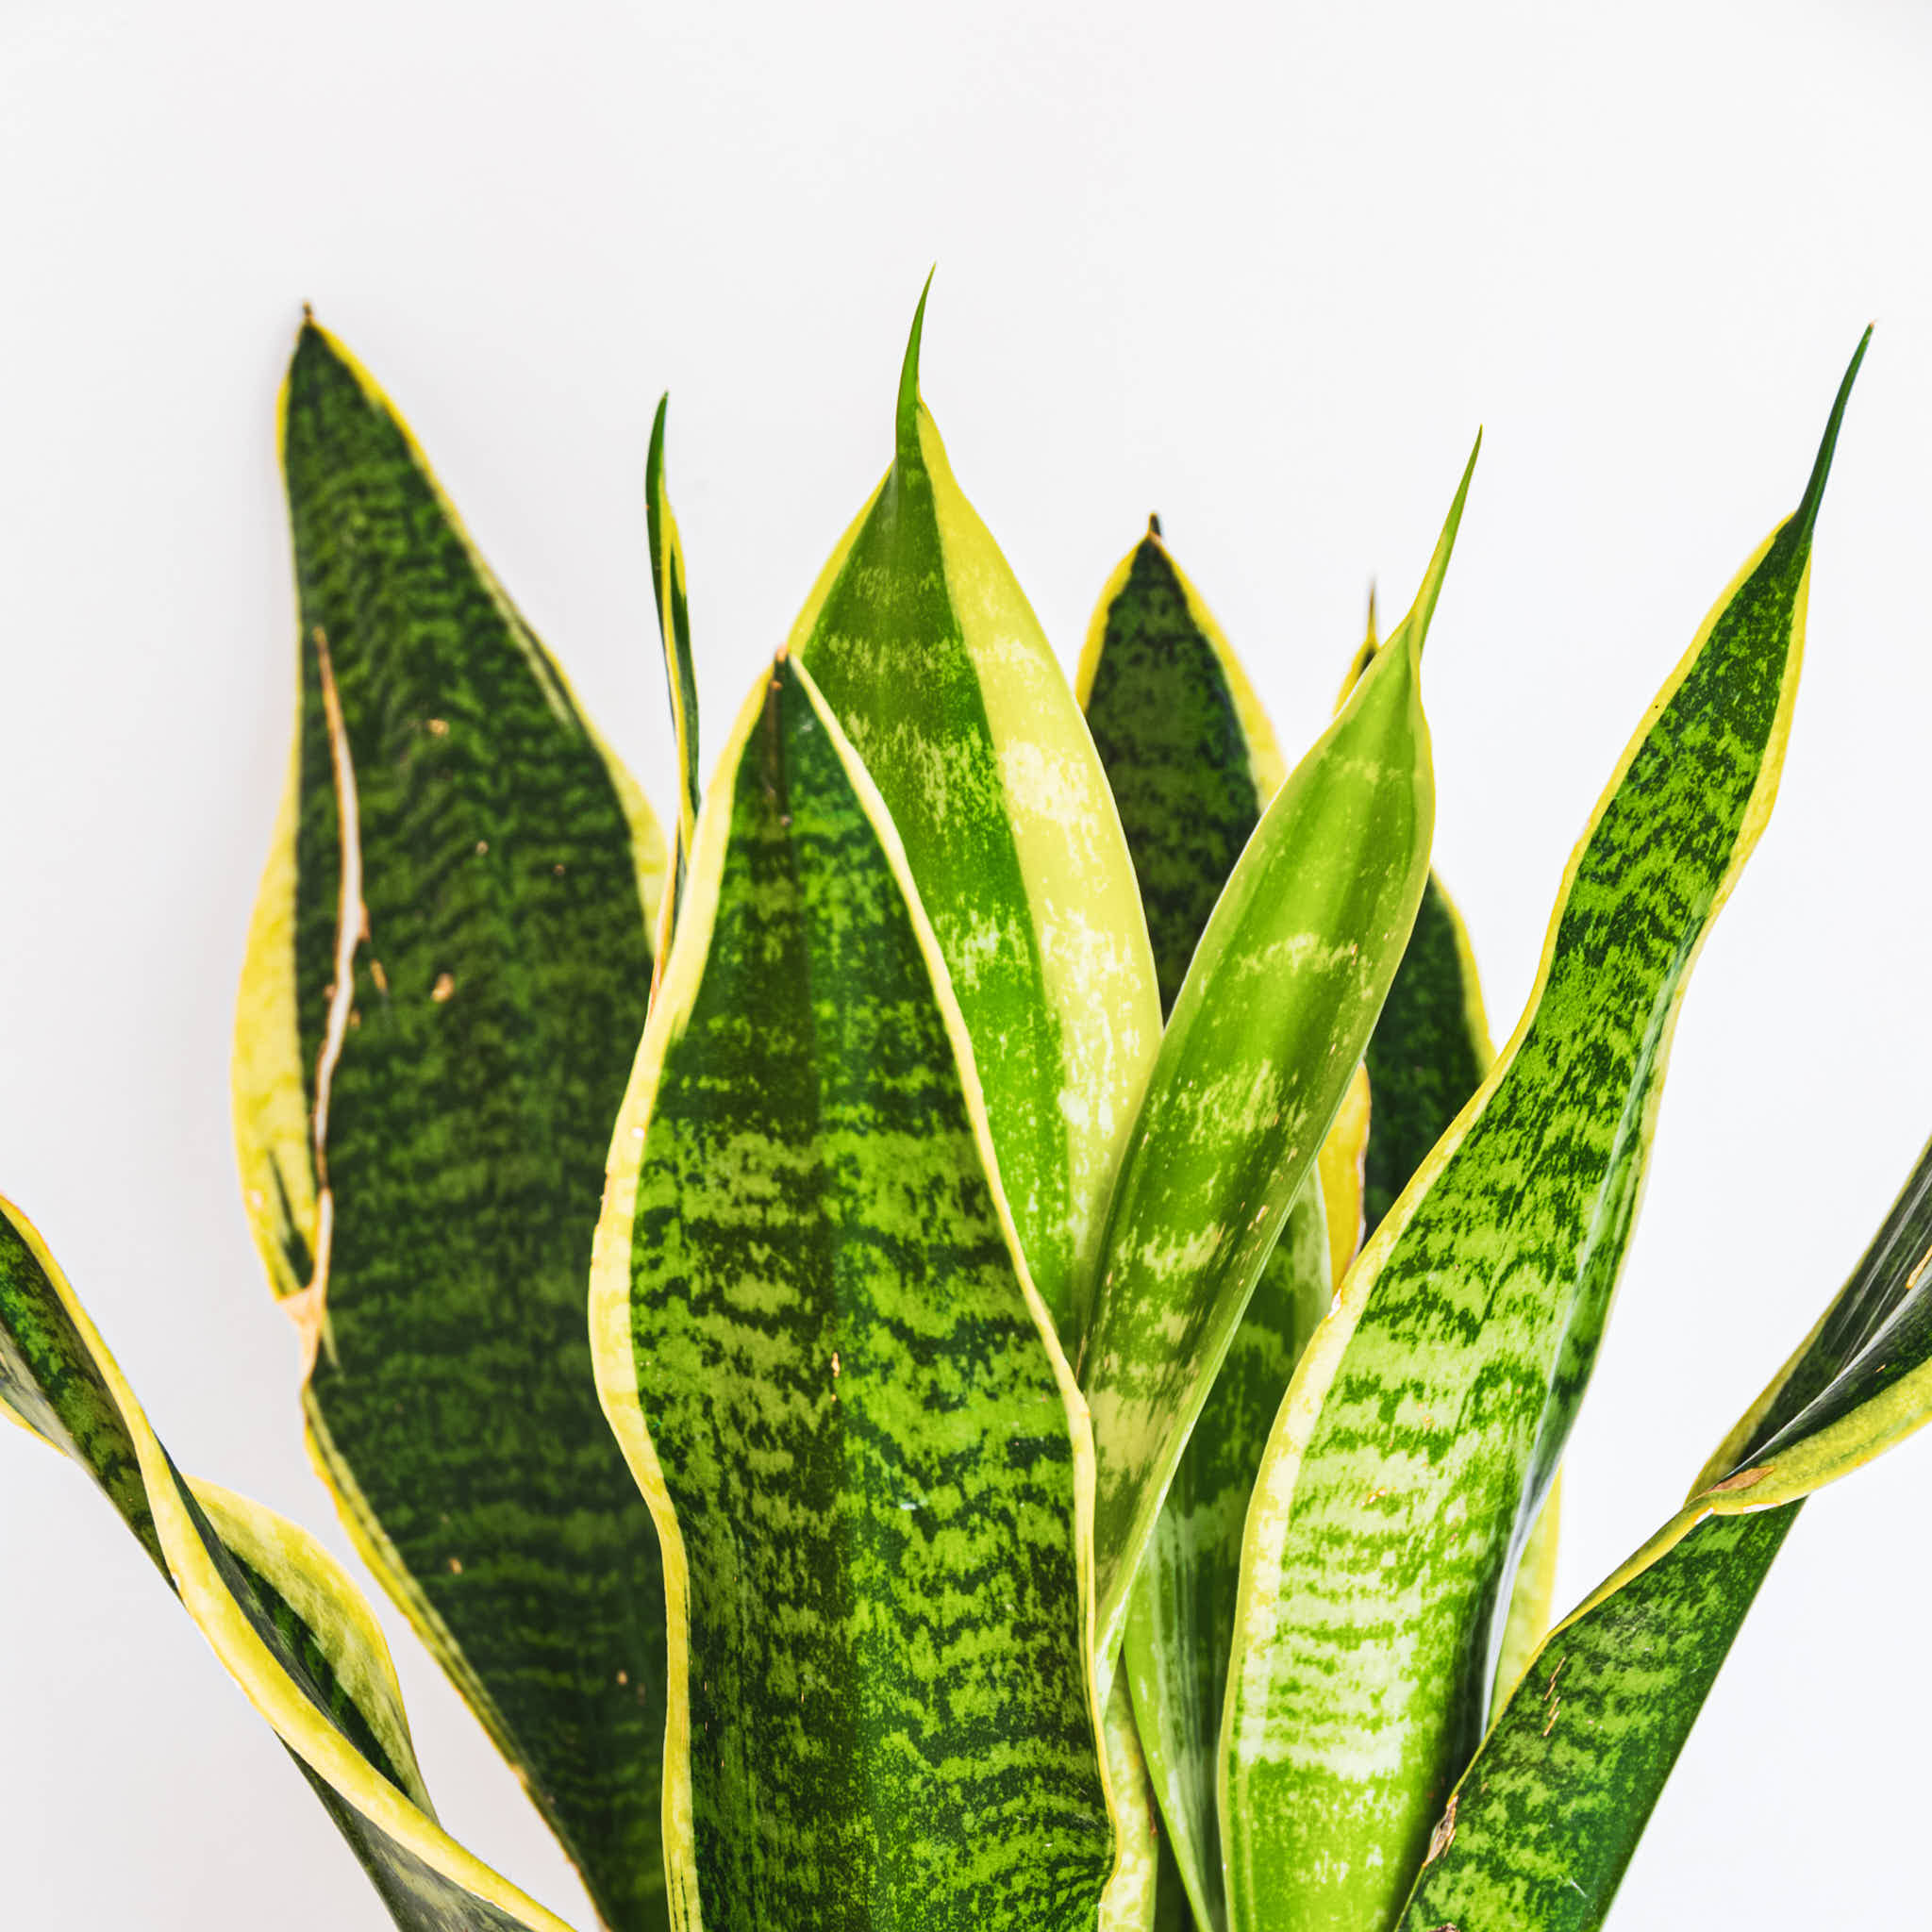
(1404, 1091), (1927, 1932)
(590, 655), (1114, 1932)
(1082, 443), (1474, 1674)
(237, 319), (671, 1932)
(0, 1198), (581, 1932)
(791, 282), (1160, 1351)
(1222, 338), (1867, 1932)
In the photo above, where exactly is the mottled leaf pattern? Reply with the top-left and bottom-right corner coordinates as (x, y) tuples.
(1403, 1119), (1932, 1932)
(791, 287), (1160, 1349)
(1076, 517), (1286, 1018)
(1083, 446), (1474, 1673)
(1222, 338), (1868, 1932)
(0, 1198), (581, 1932)
(590, 656), (1114, 1932)
(234, 320), (671, 1932)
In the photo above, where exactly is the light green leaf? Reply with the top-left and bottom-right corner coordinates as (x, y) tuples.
(234, 318), (671, 1932)
(790, 282), (1162, 1349)
(1400, 1122), (1932, 1932)
(1121, 1174), (1330, 1932)
(1222, 333), (1868, 1932)
(1082, 444), (1475, 1674)
(0, 1197), (583, 1932)
(589, 654), (1117, 1932)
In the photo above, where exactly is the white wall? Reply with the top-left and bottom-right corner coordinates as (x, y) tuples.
(2, 2), (1928, 1924)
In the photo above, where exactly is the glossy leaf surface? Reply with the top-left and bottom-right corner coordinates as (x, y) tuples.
(234, 320), (671, 1931)
(1222, 339), (1867, 1932)
(591, 656), (1114, 1932)
(1082, 448), (1475, 1672)
(0, 1199), (581, 1932)
(791, 289), (1161, 1349)
(1401, 1124), (1932, 1932)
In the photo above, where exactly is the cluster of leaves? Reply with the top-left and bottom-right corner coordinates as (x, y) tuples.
(3, 295), (1925, 1932)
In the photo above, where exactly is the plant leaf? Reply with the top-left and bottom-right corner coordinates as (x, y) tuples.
(1082, 443), (1475, 1673)
(589, 654), (1116, 1932)
(1221, 333), (1869, 1932)
(234, 318), (672, 1932)
(646, 394), (700, 935)
(1399, 1126), (1932, 1932)
(1074, 514), (1287, 1019)
(0, 1198), (583, 1932)
(789, 282), (1161, 1349)
(1121, 1174), (1330, 1932)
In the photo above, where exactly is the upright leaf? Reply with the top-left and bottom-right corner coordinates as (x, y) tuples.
(1077, 519), (1357, 1927)
(1401, 1127), (1932, 1932)
(1334, 593), (1495, 1240)
(646, 395), (700, 936)
(589, 655), (1115, 1932)
(234, 319), (671, 1931)
(791, 283), (1161, 1348)
(1075, 513), (1287, 1017)
(0, 1198), (583, 1932)
(1222, 336), (1868, 1932)
(1120, 1176), (1330, 1932)
(1082, 445), (1476, 1672)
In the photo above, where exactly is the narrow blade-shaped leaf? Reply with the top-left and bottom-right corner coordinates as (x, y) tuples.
(589, 655), (1115, 1932)
(791, 284), (1161, 1348)
(0, 1199), (583, 1932)
(1400, 1126), (1932, 1932)
(646, 394), (700, 932)
(234, 319), (671, 1932)
(1222, 335), (1868, 1932)
(1075, 514), (1287, 1019)
(1083, 444), (1475, 1671)
(1121, 1174), (1330, 1932)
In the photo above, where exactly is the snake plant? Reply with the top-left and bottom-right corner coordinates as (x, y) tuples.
(3, 292), (1921, 1932)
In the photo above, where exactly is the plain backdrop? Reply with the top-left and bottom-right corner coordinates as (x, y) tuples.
(3, 2), (1929, 1926)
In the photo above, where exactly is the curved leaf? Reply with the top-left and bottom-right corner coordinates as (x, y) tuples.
(1401, 1124), (1932, 1932)
(589, 654), (1116, 1932)
(234, 318), (671, 1931)
(0, 1198), (582, 1932)
(1221, 335), (1868, 1932)
(1121, 1174), (1329, 1931)
(790, 283), (1161, 1348)
(1082, 444), (1475, 1673)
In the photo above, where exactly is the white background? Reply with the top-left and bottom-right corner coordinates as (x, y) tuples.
(2, 2), (1929, 1925)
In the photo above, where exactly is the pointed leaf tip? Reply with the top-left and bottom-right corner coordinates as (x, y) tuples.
(895, 270), (936, 461)
(1148, 511), (1164, 540)
(1794, 325), (1873, 541)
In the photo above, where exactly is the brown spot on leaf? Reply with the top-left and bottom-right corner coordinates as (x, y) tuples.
(1424, 1791), (1457, 1865)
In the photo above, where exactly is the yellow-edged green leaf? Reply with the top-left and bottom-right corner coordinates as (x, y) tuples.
(646, 394), (700, 934)
(589, 654), (1116, 1932)
(1222, 334), (1868, 1932)
(1082, 445), (1475, 1674)
(790, 284), (1161, 1349)
(0, 1198), (583, 1932)
(1401, 1124), (1932, 1932)
(1074, 515), (1287, 1019)
(234, 318), (671, 1932)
